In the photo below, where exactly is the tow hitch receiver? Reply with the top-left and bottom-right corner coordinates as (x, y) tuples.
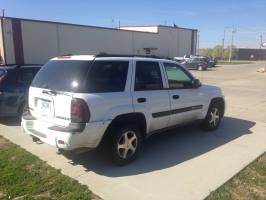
(31, 135), (43, 144)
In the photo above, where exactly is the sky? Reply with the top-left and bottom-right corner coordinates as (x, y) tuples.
(0, 0), (266, 48)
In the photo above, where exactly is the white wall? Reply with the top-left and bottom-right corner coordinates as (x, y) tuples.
(177, 29), (193, 56)
(58, 24), (133, 55)
(2, 18), (197, 64)
(21, 21), (59, 64)
(2, 18), (15, 64)
(120, 26), (158, 33)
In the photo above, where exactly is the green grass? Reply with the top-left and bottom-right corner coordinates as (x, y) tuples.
(217, 61), (254, 65)
(207, 152), (266, 200)
(0, 136), (95, 200)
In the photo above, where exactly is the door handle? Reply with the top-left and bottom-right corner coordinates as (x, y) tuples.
(172, 95), (180, 99)
(137, 98), (146, 103)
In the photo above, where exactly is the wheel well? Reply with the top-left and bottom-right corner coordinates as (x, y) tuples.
(210, 97), (225, 117)
(100, 113), (147, 146)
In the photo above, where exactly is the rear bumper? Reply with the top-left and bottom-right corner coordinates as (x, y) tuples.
(21, 114), (111, 150)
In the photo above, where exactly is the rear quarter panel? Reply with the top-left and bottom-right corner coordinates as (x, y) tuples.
(74, 92), (134, 122)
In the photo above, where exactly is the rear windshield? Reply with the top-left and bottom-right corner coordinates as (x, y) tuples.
(31, 60), (91, 92)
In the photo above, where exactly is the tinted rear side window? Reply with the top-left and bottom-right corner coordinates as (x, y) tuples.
(31, 60), (90, 92)
(0, 69), (14, 88)
(18, 67), (40, 85)
(85, 61), (129, 93)
(135, 61), (163, 91)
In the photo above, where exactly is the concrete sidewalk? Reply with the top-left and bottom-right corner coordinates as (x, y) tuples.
(1, 117), (266, 200)
(1, 63), (266, 200)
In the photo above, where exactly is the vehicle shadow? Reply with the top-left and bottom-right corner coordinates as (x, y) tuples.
(63, 116), (256, 177)
(0, 117), (21, 126)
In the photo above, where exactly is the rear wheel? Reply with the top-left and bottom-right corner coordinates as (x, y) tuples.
(202, 102), (223, 131)
(110, 125), (142, 165)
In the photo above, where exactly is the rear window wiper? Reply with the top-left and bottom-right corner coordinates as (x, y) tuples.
(42, 90), (57, 96)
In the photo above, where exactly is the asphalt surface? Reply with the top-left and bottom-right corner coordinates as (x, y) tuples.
(1, 62), (266, 200)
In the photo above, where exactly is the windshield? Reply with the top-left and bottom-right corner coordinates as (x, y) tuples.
(31, 60), (91, 92)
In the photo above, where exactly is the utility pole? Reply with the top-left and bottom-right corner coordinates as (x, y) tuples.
(260, 34), (263, 49)
(228, 26), (237, 62)
(222, 27), (230, 60)
(221, 29), (226, 59)
(111, 19), (114, 28)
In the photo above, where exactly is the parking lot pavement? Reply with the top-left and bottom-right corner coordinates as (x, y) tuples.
(1, 62), (266, 200)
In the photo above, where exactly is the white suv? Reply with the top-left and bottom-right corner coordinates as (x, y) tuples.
(22, 55), (225, 165)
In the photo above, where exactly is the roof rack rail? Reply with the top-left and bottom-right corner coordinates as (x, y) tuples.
(95, 53), (171, 59)
(57, 54), (74, 57)
(0, 64), (42, 67)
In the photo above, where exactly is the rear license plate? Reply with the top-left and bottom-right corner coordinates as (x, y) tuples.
(36, 98), (51, 116)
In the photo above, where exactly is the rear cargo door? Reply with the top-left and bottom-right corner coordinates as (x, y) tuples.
(29, 59), (91, 127)
(29, 87), (73, 126)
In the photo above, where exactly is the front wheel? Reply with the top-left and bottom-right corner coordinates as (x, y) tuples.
(202, 102), (223, 131)
(110, 125), (142, 165)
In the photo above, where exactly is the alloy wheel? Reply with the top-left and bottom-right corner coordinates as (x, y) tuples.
(209, 107), (220, 127)
(117, 131), (138, 159)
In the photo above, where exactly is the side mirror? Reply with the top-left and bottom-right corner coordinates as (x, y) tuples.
(192, 79), (201, 88)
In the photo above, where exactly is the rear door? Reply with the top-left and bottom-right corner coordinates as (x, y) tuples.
(131, 60), (171, 133)
(29, 60), (91, 127)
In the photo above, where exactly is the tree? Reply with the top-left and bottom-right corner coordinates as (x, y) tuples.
(200, 45), (238, 60)
(200, 48), (213, 58)
(211, 45), (223, 58)
(224, 45), (238, 60)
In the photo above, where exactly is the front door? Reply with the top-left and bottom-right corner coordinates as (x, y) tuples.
(163, 62), (205, 127)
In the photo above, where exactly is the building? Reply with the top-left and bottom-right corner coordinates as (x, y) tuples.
(0, 16), (197, 64)
(236, 48), (266, 60)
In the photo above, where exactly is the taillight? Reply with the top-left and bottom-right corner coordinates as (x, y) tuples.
(71, 98), (90, 123)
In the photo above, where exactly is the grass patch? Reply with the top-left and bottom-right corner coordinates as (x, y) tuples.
(0, 136), (97, 200)
(207, 152), (266, 200)
(217, 61), (254, 65)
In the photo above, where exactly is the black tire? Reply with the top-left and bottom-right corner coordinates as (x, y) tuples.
(202, 101), (223, 131)
(110, 125), (142, 166)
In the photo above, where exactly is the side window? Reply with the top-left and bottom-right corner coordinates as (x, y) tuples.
(86, 61), (129, 93)
(17, 67), (40, 85)
(164, 63), (193, 89)
(135, 61), (163, 91)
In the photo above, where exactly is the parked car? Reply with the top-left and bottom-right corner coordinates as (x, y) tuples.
(173, 57), (185, 63)
(22, 55), (225, 165)
(209, 57), (217, 67)
(196, 56), (217, 68)
(181, 57), (208, 71)
(0, 64), (41, 118)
